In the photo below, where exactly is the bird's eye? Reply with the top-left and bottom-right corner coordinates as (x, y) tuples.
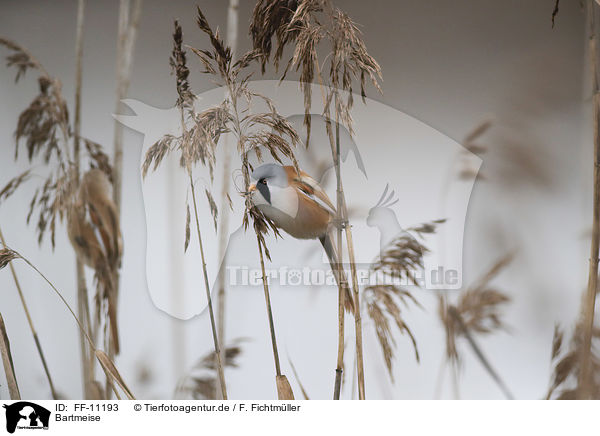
(260, 179), (267, 185)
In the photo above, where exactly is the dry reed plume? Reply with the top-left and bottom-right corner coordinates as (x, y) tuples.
(3, 0), (593, 403)
(438, 254), (514, 399)
(143, 19), (229, 399)
(0, 31), (123, 398)
(250, 0), (382, 400)
(547, 322), (600, 399)
(176, 340), (244, 400)
(215, 0), (241, 399)
(364, 219), (445, 380)
(550, 0), (600, 400)
(143, 8), (302, 399)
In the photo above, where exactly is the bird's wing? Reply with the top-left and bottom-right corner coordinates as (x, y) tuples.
(80, 170), (123, 269)
(293, 171), (337, 217)
(87, 197), (122, 269)
(67, 203), (105, 270)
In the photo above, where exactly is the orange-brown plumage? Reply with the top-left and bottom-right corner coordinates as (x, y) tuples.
(249, 163), (354, 312)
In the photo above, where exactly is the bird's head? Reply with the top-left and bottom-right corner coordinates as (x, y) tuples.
(366, 184), (399, 227)
(246, 163), (335, 239)
(247, 163), (290, 207)
(246, 163), (302, 224)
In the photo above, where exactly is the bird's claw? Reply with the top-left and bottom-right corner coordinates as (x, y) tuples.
(332, 217), (348, 230)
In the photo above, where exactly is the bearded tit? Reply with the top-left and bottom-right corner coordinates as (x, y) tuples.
(67, 168), (122, 353)
(248, 163), (354, 312)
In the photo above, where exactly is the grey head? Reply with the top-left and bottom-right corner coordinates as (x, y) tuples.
(251, 163), (288, 187)
(251, 163), (289, 205)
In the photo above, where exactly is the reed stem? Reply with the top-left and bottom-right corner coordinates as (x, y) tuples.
(256, 235), (282, 377)
(0, 313), (20, 399)
(578, 0), (600, 399)
(73, 0), (95, 399)
(113, 0), (142, 216)
(108, 0), (141, 364)
(314, 58), (366, 399)
(189, 175), (228, 400)
(448, 307), (514, 400)
(0, 227), (58, 399)
(215, 0), (239, 399)
(2, 249), (131, 399)
(228, 78), (291, 397)
(342, 193), (366, 399)
(333, 114), (345, 400)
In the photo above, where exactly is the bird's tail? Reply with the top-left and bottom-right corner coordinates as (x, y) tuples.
(96, 265), (120, 355)
(107, 286), (120, 355)
(319, 232), (355, 314)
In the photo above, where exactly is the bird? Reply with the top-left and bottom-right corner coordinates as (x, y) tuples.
(247, 163), (354, 312)
(67, 169), (123, 353)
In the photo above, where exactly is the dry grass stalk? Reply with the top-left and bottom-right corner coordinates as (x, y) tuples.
(446, 307), (514, 400)
(0, 246), (134, 400)
(189, 176), (228, 399)
(179, 17), (229, 399)
(87, 380), (105, 400)
(67, 169), (123, 356)
(339, 193), (364, 397)
(578, 0), (600, 400)
(184, 204), (191, 252)
(95, 350), (135, 400)
(363, 220), (445, 380)
(143, 19), (230, 399)
(73, 0), (85, 171)
(106, 2), (142, 398)
(552, 0), (561, 27)
(547, 322), (600, 399)
(0, 36), (123, 399)
(332, 122), (346, 400)
(143, 7), (302, 398)
(328, 138), (346, 399)
(73, 0), (96, 399)
(0, 249), (19, 270)
(438, 254), (514, 399)
(276, 375), (295, 400)
(0, 37), (75, 249)
(0, 228), (58, 399)
(370, 222), (443, 280)
(140, 5), (302, 401)
(255, 235), (294, 399)
(459, 120), (490, 181)
(0, 171), (31, 202)
(251, 0), (381, 143)
(287, 353), (311, 399)
(176, 341), (243, 400)
(113, 0), (142, 217)
(216, 0), (240, 397)
(251, 0), (382, 399)
(0, 312), (21, 399)
(364, 285), (420, 380)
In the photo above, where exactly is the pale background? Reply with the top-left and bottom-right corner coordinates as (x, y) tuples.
(0, 0), (589, 399)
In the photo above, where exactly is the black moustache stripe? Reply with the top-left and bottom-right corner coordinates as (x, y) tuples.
(257, 182), (271, 204)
